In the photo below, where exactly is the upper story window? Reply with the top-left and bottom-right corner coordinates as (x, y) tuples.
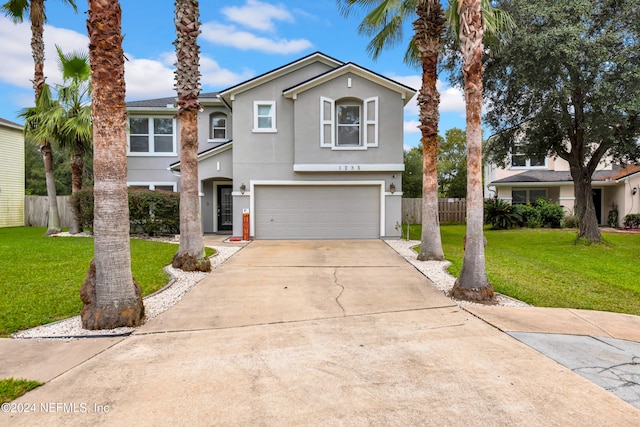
(320, 96), (378, 150)
(210, 112), (228, 141)
(128, 117), (176, 156)
(337, 104), (360, 146)
(253, 101), (276, 133)
(511, 143), (546, 168)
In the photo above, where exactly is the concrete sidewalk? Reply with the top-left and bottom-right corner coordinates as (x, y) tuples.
(2, 240), (640, 425)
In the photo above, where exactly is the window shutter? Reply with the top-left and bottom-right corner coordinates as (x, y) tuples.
(320, 97), (335, 147)
(363, 97), (378, 147)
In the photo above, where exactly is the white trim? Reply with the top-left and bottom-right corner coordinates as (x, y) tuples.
(0, 120), (23, 131)
(127, 182), (178, 192)
(220, 53), (343, 101)
(249, 180), (387, 237)
(294, 163), (405, 172)
(319, 97), (334, 147)
(282, 63), (416, 106)
(170, 142), (232, 172)
(209, 111), (228, 141)
(253, 101), (277, 133)
(363, 97), (379, 147)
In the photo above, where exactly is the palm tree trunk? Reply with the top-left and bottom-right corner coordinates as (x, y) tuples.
(68, 141), (85, 234)
(172, 0), (211, 272)
(41, 141), (61, 235)
(30, 0), (60, 235)
(80, 0), (144, 330)
(415, 0), (445, 261)
(450, 0), (494, 302)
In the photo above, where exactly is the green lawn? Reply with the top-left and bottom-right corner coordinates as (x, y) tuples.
(0, 227), (214, 336)
(408, 225), (640, 316)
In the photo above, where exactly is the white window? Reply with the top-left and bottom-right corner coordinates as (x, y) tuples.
(511, 143), (546, 168)
(128, 117), (176, 156)
(210, 113), (228, 141)
(337, 104), (361, 146)
(320, 96), (378, 150)
(127, 182), (177, 192)
(253, 101), (276, 133)
(512, 188), (547, 204)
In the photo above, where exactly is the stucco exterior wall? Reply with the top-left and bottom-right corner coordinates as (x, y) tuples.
(0, 122), (25, 227)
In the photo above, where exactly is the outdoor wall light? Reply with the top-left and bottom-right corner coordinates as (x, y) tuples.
(389, 183), (396, 194)
(633, 187), (638, 196)
(240, 183), (246, 194)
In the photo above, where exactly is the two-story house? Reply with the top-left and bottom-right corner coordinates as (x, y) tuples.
(0, 118), (24, 228)
(485, 148), (640, 226)
(126, 52), (415, 239)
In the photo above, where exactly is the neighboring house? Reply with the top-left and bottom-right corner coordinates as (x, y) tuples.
(485, 150), (640, 227)
(0, 118), (25, 228)
(126, 52), (416, 239)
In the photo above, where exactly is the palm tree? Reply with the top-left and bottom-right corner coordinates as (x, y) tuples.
(338, 0), (446, 261)
(448, 0), (513, 302)
(2, 0), (77, 235)
(80, 0), (144, 329)
(171, 0), (211, 272)
(54, 46), (92, 234)
(21, 47), (92, 234)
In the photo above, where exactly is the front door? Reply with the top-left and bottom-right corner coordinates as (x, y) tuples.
(217, 185), (233, 232)
(592, 188), (602, 225)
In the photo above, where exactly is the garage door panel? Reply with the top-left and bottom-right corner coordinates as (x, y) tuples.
(255, 186), (380, 239)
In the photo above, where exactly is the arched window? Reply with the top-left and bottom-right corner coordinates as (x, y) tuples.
(210, 112), (227, 141)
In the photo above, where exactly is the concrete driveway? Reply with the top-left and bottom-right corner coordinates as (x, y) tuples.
(5, 240), (639, 426)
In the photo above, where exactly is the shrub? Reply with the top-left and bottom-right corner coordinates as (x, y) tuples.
(484, 198), (522, 230)
(70, 189), (95, 231)
(562, 214), (580, 228)
(129, 189), (180, 236)
(607, 205), (619, 228)
(623, 213), (640, 229)
(533, 198), (565, 228)
(516, 204), (541, 228)
(70, 188), (180, 236)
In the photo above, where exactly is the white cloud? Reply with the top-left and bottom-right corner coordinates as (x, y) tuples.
(437, 81), (466, 114)
(124, 57), (175, 100)
(0, 16), (251, 104)
(200, 22), (312, 55)
(389, 73), (466, 118)
(0, 16), (88, 89)
(221, 0), (294, 32)
(404, 120), (420, 134)
(200, 56), (255, 88)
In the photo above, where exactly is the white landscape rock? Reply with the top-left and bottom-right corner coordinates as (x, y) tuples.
(384, 239), (529, 308)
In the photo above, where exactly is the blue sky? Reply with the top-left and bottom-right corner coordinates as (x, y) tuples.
(0, 0), (467, 149)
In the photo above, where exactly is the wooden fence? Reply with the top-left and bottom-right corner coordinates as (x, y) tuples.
(402, 198), (467, 224)
(24, 195), (74, 228)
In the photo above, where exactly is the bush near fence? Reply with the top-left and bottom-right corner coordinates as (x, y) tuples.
(25, 190), (180, 236)
(402, 198), (467, 224)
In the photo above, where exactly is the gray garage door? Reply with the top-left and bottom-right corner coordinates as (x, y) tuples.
(254, 185), (380, 239)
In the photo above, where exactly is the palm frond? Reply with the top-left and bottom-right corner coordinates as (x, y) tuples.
(1, 0), (29, 22)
